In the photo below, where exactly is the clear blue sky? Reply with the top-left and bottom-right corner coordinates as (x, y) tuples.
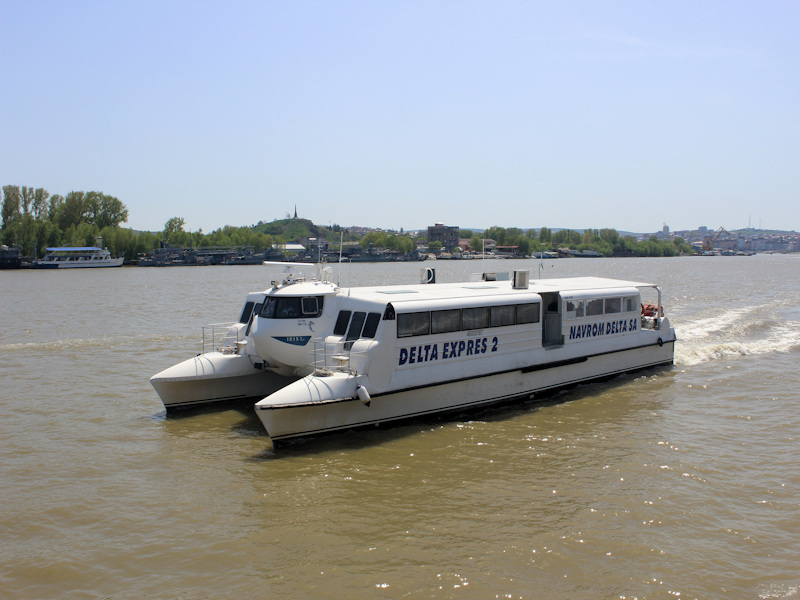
(2, 0), (798, 234)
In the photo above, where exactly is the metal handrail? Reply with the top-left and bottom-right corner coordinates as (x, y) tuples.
(200, 322), (240, 354)
(310, 338), (368, 376)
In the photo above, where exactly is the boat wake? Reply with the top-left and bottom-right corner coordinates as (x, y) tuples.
(674, 304), (800, 366)
(0, 333), (196, 354)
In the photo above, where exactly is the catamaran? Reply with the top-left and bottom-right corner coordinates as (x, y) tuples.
(248, 268), (676, 442)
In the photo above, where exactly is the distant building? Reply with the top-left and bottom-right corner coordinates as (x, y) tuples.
(427, 222), (460, 251)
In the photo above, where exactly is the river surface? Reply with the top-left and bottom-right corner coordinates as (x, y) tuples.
(1, 256), (798, 599)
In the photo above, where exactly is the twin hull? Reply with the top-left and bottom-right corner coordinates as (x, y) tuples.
(150, 352), (294, 409)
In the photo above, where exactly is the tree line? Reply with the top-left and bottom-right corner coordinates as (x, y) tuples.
(1, 185), (130, 259)
(1, 186), (279, 260)
(2, 184), (694, 260)
(462, 226), (694, 257)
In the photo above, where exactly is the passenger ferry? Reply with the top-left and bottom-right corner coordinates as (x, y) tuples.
(34, 246), (124, 268)
(249, 269), (676, 442)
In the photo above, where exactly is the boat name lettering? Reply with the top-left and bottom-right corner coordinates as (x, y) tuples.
(272, 335), (312, 346)
(398, 336), (499, 366)
(568, 319), (638, 341)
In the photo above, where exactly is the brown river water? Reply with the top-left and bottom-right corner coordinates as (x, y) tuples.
(1, 256), (798, 599)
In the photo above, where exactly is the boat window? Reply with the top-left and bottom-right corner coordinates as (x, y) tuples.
(333, 311), (351, 335)
(397, 312), (430, 338)
(259, 296), (324, 319)
(346, 312), (367, 341)
(362, 313), (382, 338)
(605, 297), (621, 314)
(302, 297), (319, 315)
(463, 306), (490, 330)
(431, 309), (462, 334)
(245, 303), (263, 336)
(516, 303), (540, 324)
(623, 296), (638, 312)
(564, 299), (584, 320)
(239, 301), (255, 324)
(383, 304), (396, 320)
(491, 305), (516, 327)
(586, 298), (604, 316)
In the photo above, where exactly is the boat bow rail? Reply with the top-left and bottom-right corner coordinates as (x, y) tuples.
(201, 322), (246, 355)
(309, 338), (374, 377)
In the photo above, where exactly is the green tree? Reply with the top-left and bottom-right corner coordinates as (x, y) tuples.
(163, 217), (186, 237)
(2, 185), (21, 228)
(58, 191), (87, 230)
(470, 236), (483, 252)
(32, 188), (50, 220)
(85, 191), (128, 229)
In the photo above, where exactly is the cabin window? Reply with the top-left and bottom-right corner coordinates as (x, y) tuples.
(302, 297), (319, 315)
(245, 303), (263, 336)
(362, 313), (382, 338)
(333, 311), (351, 335)
(623, 296), (638, 312)
(490, 305), (516, 327)
(397, 312), (430, 338)
(564, 299), (584, 319)
(346, 312), (367, 341)
(586, 298), (604, 317)
(516, 303), (540, 324)
(431, 309), (462, 334)
(605, 297), (621, 314)
(260, 296), (324, 319)
(463, 307), (490, 330)
(239, 301), (255, 324)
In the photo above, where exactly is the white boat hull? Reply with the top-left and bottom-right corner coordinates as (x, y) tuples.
(255, 339), (675, 441)
(151, 352), (295, 409)
(34, 257), (124, 268)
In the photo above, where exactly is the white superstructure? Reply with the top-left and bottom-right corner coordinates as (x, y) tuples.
(251, 270), (676, 442)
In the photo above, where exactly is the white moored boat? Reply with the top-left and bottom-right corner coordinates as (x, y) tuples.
(251, 270), (676, 442)
(34, 246), (124, 268)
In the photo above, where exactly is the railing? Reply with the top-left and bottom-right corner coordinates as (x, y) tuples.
(310, 338), (369, 376)
(200, 322), (240, 355)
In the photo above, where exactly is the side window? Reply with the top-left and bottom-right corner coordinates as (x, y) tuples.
(516, 303), (540, 324)
(463, 307), (490, 330)
(490, 305), (515, 327)
(564, 299), (584, 319)
(605, 297), (621, 314)
(586, 299), (604, 316)
(431, 309), (461, 334)
(346, 312), (367, 341)
(245, 303), (262, 336)
(333, 310), (351, 335)
(623, 296), (639, 312)
(362, 313), (381, 338)
(239, 301), (255, 324)
(397, 312), (430, 337)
